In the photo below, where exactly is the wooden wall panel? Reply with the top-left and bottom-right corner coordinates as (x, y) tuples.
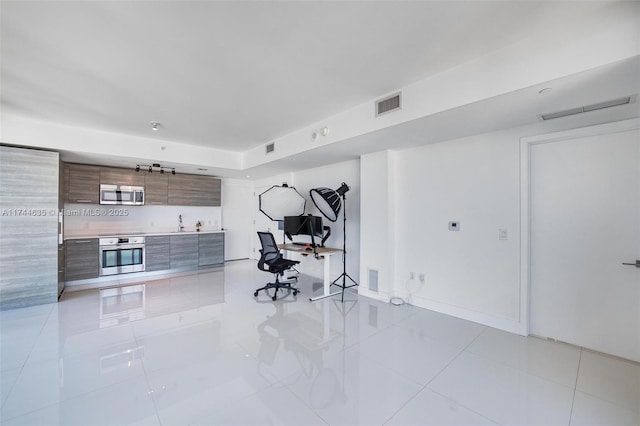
(0, 146), (59, 310)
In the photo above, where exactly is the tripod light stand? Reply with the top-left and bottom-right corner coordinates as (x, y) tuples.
(310, 182), (358, 302)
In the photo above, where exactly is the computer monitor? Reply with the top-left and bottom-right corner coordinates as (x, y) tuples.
(284, 215), (323, 244)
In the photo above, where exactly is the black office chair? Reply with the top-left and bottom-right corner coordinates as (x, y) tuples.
(254, 232), (301, 301)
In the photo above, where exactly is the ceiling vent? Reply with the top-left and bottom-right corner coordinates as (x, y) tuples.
(376, 92), (402, 117)
(265, 142), (275, 154)
(540, 96), (634, 120)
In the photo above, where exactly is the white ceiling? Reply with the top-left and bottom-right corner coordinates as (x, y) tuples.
(1, 0), (613, 154)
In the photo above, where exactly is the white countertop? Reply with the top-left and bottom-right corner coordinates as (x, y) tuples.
(65, 230), (224, 240)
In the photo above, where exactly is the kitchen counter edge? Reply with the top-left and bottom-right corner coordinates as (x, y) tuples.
(64, 230), (225, 240)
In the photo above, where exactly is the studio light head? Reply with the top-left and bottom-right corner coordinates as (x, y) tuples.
(259, 184), (306, 222)
(309, 182), (350, 222)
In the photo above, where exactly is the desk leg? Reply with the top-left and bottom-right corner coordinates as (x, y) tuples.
(309, 253), (342, 302)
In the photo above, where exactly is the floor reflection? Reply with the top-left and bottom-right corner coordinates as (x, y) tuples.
(2, 260), (634, 426)
(99, 284), (146, 328)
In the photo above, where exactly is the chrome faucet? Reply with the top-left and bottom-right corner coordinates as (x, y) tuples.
(178, 214), (184, 232)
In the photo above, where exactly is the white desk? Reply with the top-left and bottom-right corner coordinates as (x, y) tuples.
(278, 244), (343, 302)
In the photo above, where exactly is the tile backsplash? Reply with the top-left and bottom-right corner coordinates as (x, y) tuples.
(63, 204), (222, 236)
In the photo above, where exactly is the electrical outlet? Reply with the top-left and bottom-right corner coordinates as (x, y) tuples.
(409, 272), (415, 280)
(150, 221), (154, 227)
(208, 220), (212, 225)
(499, 228), (508, 240)
(418, 273), (425, 283)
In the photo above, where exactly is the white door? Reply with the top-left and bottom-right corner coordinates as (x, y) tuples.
(221, 179), (253, 260)
(530, 127), (640, 361)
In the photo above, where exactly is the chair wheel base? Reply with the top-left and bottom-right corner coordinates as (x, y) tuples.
(254, 281), (300, 301)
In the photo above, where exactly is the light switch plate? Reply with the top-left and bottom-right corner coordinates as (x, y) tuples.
(499, 228), (508, 240)
(448, 221), (460, 231)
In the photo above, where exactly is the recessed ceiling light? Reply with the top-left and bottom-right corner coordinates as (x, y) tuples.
(246, 175), (251, 178)
(150, 121), (161, 131)
(538, 87), (553, 94)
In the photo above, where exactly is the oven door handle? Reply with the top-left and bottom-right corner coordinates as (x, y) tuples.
(100, 244), (145, 249)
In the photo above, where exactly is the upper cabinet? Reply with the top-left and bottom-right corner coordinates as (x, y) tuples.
(145, 172), (169, 205)
(168, 174), (221, 206)
(64, 163), (221, 206)
(99, 167), (144, 186)
(64, 164), (100, 204)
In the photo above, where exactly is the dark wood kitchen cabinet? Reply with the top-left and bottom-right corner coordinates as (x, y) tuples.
(198, 233), (224, 266)
(144, 173), (169, 205)
(168, 175), (221, 206)
(99, 167), (144, 186)
(64, 164), (100, 204)
(146, 236), (171, 271)
(170, 234), (199, 269)
(65, 238), (99, 280)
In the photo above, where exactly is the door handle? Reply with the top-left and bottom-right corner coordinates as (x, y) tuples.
(621, 260), (640, 267)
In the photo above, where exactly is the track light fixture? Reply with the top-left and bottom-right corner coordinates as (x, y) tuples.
(135, 163), (176, 175)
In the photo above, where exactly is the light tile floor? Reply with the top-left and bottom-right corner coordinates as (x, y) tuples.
(1, 260), (638, 425)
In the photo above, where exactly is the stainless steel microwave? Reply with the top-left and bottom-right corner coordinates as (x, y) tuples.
(100, 184), (144, 205)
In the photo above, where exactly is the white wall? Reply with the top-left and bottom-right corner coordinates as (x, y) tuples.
(393, 130), (521, 332)
(358, 116), (640, 334)
(64, 204), (221, 237)
(359, 151), (397, 301)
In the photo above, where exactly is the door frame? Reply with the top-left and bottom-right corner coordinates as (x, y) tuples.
(519, 117), (640, 336)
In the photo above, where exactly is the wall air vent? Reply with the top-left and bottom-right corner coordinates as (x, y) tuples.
(368, 268), (379, 292)
(265, 142), (275, 154)
(376, 92), (402, 117)
(540, 96), (634, 120)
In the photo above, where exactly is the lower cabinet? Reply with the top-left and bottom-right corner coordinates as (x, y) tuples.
(198, 233), (224, 266)
(65, 239), (99, 281)
(170, 234), (199, 269)
(64, 233), (224, 282)
(145, 236), (170, 272)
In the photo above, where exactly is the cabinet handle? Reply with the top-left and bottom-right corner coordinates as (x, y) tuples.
(58, 269), (64, 273)
(76, 199), (94, 203)
(74, 240), (93, 244)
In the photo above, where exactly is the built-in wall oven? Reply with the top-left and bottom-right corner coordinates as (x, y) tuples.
(99, 236), (145, 276)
